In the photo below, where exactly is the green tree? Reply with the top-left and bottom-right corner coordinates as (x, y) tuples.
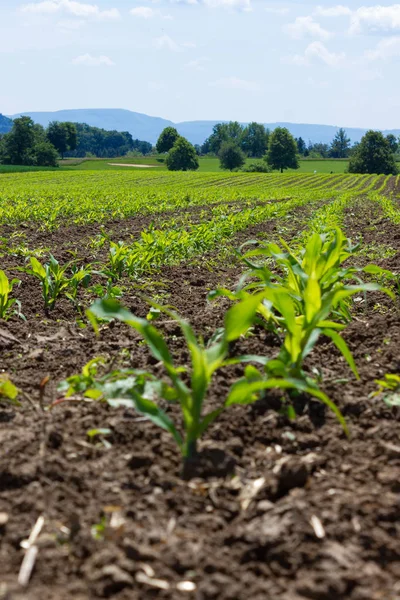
(241, 122), (269, 157)
(296, 137), (307, 155)
(330, 128), (351, 158)
(0, 116), (36, 165)
(218, 141), (245, 171)
(386, 134), (398, 154)
(348, 130), (397, 175)
(266, 127), (299, 173)
(65, 122), (77, 153)
(166, 137), (199, 171)
(156, 127), (179, 153)
(206, 121), (244, 154)
(308, 142), (330, 158)
(47, 121), (77, 159)
(34, 141), (59, 167)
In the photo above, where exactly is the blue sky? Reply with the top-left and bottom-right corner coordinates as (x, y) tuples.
(1, 0), (400, 128)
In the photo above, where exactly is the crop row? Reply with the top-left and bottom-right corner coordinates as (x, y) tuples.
(0, 171), (392, 229)
(4, 225), (395, 471)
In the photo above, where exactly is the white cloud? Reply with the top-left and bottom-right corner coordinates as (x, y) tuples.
(365, 36), (400, 60)
(209, 76), (260, 91)
(130, 6), (172, 18)
(130, 6), (156, 17)
(154, 34), (180, 51)
(314, 5), (351, 18)
(171, 0), (198, 5)
(185, 57), (210, 71)
(265, 7), (289, 15)
(153, 34), (194, 51)
(286, 41), (345, 67)
(21, 0), (120, 20)
(72, 53), (115, 66)
(350, 5), (400, 35)
(203, 0), (251, 10)
(171, 0), (251, 9)
(284, 16), (332, 40)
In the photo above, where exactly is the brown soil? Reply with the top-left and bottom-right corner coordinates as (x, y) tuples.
(0, 198), (399, 600)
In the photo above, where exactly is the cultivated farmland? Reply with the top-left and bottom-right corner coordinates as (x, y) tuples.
(0, 170), (399, 600)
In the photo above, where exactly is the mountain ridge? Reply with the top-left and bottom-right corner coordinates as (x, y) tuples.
(0, 114), (13, 135)
(5, 108), (400, 146)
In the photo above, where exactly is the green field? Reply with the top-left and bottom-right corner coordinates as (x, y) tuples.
(0, 164), (60, 173)
(56, 156), (350, 173)
(1, 168), (399, 598)
(1, 156), (350, 174)
(0, 169), (389, 230)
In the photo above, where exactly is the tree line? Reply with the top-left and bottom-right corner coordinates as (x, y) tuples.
(156, 124), (399, 174)
(1, 115), (399, 174)
(0, 117), (153, 167)
(64, 123), (152, 158)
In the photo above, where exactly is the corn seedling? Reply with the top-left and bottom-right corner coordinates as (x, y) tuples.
(25, 255), (72, 311)
(88, 280), (123, 301)
(26, 255), (93, 312)
(236, 228), (393, 322)
(211, 228), (395, 425)
(106, 241), (130, 281)
(372, 374), (400, 407)
(66, 265), (93, 304)
(83, 296), (294, 462)
(0, 374), (20, 406)
(0, 270), (24, 321)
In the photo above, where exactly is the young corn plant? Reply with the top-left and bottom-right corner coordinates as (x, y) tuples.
(235, 227), (393, 323)
(106, 241), (130, 281)
(80, 295), (315, 465)
(0, 270), (24, 321)
(210, 228), (395, 424)
(66, 264), (93, 305)
(56, 293), (348, 467)
(26, 255), (94, 312)
(26, 255), (71, 311)
(371, 374), (400, 408)
(86, 299), (235, 460)
(57, 357), (161, 409)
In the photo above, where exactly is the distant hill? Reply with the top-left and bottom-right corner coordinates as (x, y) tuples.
(9, 109), (173, 146)
(7, 108), (400, 146)
(0, 114), (13, 135)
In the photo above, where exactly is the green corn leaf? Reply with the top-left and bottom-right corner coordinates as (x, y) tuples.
(133, 393), (183, 448)
(88, 299), (176, 370)
(87, 428), (112, 439)
(224, 354), (270, 367)
(29, 256), (46, 279)
(226, 377), (303, 407)
(0, 270), (10, 298)
(362, 264), (395, 278)
(323, 329), (359, 379)
(304, 273), (321, 323)
(0, 374), (20, 406)
(316, 320), (345, 331)
(302, 328), (321, 359)
(226, 377), (348, 435)
(197, 407), (224, 437)
(224, 292), (264, 341)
